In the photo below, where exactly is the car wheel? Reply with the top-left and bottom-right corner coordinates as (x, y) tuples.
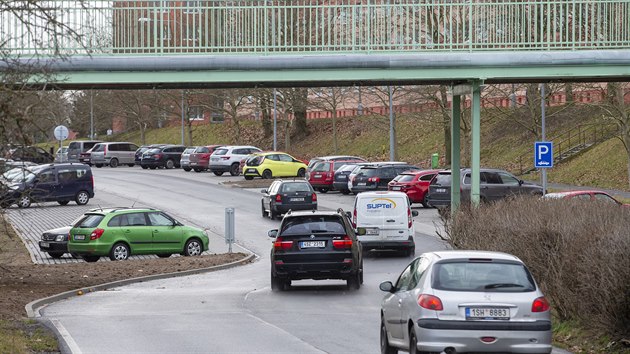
(405, 246), (415, 257)
(183, 167), (191, 172)
(141, 165), (148, 169)
(422, 195), (431, 208)
(297, 168), (305, 177)
(184, 238), (202, 256)
(409, 327), (418, 354)
(82, 255), (100, 263)
(165, 159), (175, 169)
(157, 254), (172, 258)
(341, 190), (350, 195)
(380, 319), (398, 354)
(149, 166), (157, 170)
(261, 201), (267, 218)
(109, 242), (130, 261)
(95, 164), (103, 168)
(17, 195), (31, 208)
(127, 163), (135, 167)
(110, 158), (119, 168)
(48, 252), (64, 259)
(347, 270), (361, 290)
(318, 188), (329, 193)
(262, 169), (272, 179)
(70, 253), (80, 259)
(75, 191), (90, 205)
(271, 273), (287, 292)
(213, 171), (223, 176)
(57, 200), (70, 206)
(244, 175), (253, 180)
(269, 208), (278, 220)
(229, 163), (240, 176)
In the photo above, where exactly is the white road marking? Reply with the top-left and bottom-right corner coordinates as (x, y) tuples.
(51, 319), (83, 354)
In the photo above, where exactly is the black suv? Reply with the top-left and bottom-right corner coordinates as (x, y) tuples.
(268, 209), (363, 291)
(140, 145), (186, 169)
(427, 168), (544, 207)
(350, 162), (419, 193)
(261, 179), (317, 220)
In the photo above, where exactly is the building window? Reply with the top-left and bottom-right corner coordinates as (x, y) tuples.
(210, 112), (224, 123)
(188, 106), (204, 121)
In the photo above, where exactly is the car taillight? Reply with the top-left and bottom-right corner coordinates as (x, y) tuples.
(273, 236), (293, 250)
(275, 194), (282, 203)
(221, 156), (231, 160)
(89, 228), (105, 240)
(202, 153), (210, 159)
(325, 172), (333, 181)
(532, 297), (550, 312)
(332, 235), (353, 249)
(153, 154), (162, 158)
(408, 207), (413, 228)
(418, 294), (443, 310)
(91, 175), (94, 187)
(352, 209), (357, 228)
(311, 193), (317, 202)
(368, 177), (381, 183)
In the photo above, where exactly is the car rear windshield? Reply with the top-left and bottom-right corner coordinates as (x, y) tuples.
(396, 174), (416, 182)
(312, 162), (331, 172)
(196, 147), (210, 153)
(74, 214), (105, 228)
(68, 142), (81, 149)
(280, 215), (345, 235)
(146, 148), (161, 154)
(184, 148), (197, 153)
(357, 167), (378, 177)
(280, 182), (312, 193)
(431, 174), (451, 185)
(432, 261), (536, 292)
(213, 148), (228, 156)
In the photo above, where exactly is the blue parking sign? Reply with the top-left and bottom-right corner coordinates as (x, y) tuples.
(534, 142), (553, 168)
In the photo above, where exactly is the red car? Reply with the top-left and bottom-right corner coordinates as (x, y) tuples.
(387, 169), (442, 207)
(189, 145), (223, 172)
(543, 190), (630, 207)
(308, 159), (365, 193)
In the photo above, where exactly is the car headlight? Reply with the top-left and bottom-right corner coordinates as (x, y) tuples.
(55, 234), (66, 242)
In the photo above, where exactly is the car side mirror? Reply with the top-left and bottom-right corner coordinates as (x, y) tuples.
(261, 189), (268, 194)
(345, 211), (352, 219)
(412, 210), (419, 217)
(518, 179), (524, 185)
(379, 281), (394, 293)
(356, 227), (366, 236)
(268, 229), (278, 238)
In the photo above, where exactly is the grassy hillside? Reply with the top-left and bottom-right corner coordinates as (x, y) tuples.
(93, 105), (628, 191)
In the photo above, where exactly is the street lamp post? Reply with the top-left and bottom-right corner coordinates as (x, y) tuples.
(89, 90), (94, 139)
(273, 88), (278, 151)
(181, 90), (185, 146)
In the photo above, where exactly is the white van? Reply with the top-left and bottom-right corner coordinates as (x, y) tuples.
(351, 191), (418, 256)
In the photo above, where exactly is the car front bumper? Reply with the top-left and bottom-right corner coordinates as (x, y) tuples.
(243, 167), (262, 177)
(39, 241), (68, 252)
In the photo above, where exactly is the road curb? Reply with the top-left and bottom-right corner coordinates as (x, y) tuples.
(25, 253), (255, 318)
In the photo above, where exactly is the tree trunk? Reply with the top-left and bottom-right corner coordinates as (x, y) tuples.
(233, 120), (241, 144)
(260, 94), (272, 138)
(188, 123), (194, 146)
(332, 109), (337, 154)
(293, 88), (308, 137)
(284, 120), (291, 151)
(564, 83), (573, 103)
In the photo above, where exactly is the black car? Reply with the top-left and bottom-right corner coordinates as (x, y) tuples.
(268, 209), (363, 291)
(8, 146), (54, 164)
(427, 168), (544, 207)
(140, 145), (186, 169)
(332, 163), (364, 195)
(350, 162), (419, 193)
(39, 225), (73, 259)
(135, 144), (167, 166)
(261, 179), (317, 220)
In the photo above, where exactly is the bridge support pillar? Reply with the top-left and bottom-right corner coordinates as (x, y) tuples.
(450, 94), (461, 213)
(470, 80), (482, 207)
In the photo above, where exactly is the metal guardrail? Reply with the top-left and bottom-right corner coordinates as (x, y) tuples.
(517, 123), (618, 175)
(2, 0), (630, 56)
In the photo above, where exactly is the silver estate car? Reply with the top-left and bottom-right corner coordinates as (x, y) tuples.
(379, 251), (551, 354)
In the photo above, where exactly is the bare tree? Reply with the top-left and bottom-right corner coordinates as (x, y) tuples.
(309, 87), (352, 154)
(110, 90), (157, 144)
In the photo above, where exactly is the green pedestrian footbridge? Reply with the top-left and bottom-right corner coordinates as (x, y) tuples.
(2, 0), (630, 207)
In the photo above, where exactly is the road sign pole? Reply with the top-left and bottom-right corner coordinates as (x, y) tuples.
(540, 84), (547, 196)
(225, 207), (235, 253)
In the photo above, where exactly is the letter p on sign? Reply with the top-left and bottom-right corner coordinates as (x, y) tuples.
(534, 142), (553, 168)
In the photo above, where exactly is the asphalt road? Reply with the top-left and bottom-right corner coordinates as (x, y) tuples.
(36, 168), (567, 354)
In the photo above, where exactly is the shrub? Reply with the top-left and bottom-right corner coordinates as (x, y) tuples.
(440, 196), (630, 336)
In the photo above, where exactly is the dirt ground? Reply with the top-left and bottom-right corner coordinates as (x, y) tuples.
(0, 218), (247, 321)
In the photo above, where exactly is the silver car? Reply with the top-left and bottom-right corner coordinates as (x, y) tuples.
(379, 250), (552, 354)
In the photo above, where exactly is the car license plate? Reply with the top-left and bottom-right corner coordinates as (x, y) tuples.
(247, 169), (256, 173)
(314, 174), (322, 178)
(40, 242), (49, 248)
(465, 307), (509, 320)
(358, 182), (366, 186)
(211, 158), (218, 161)
(290, 197), (304, 202)
(74, 234), (85, 241)
(392, 186), (401, 191)
(338, 175), (346, 180)
(366, 229), (379, 235)
(300, 241), (325, 248)
(436, 188), (446, 193)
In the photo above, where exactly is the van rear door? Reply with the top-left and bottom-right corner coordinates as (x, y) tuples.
(356, 194), (408, 242)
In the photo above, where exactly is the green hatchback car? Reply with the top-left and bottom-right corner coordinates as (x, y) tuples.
(68, 207), (210, 262)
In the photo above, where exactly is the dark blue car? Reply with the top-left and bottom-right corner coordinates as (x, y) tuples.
(0, 163), (94, 208)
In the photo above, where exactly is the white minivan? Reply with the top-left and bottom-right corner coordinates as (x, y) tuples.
(351, 191), (418, 256)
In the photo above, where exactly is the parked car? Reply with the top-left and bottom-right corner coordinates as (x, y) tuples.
(267, 209), (363, 291)
(68, 207), (210, 262)
(79, 146), (95, 165)
(308, 159), (365, 193)
(379, 250), (552, 354)
(67, 140), (102, 163)
(54, 146), (68, 162)
(243, 152), (307, 180)
(0, 163), (94, 208)
(427, 168), (544, 208)
(189, 145), (223, 172)
(209, 145), (261, 176)
(39, 225), (74, 259)
(350, 162), (420, 193)
(90, 142), (139, 168)
(261, 179), (317, 220)
(179, 146), (198, 172)
(135, 144), (167, 167)
(306, 155), (366, 172)
(8, 146), (54, 164)
(332, 163), (364, 195)
(140, 144), (186, 169)
(388, 169), (442, 208)
(0, 160), (38, 175)
(543, 190), (630, 207)
(351, 191), (417, 256)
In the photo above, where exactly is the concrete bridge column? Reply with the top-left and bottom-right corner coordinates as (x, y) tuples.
(470, 80), (483, 207)
(450, 94), (461, 212)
